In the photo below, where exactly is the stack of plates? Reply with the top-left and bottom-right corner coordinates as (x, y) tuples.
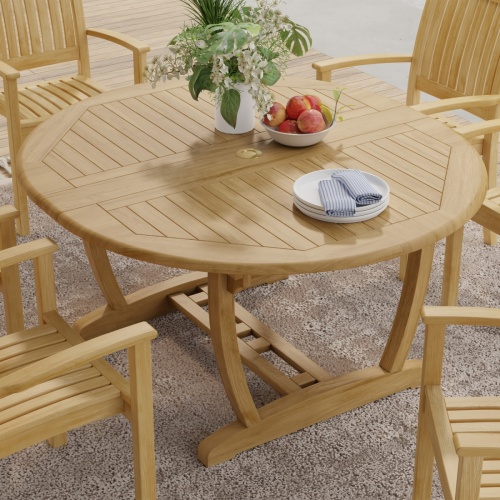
(293, 169), (390, 223)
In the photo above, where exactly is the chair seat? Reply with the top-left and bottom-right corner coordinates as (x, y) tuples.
(0, 75), (108, 122)
(0, 317), (123, 459)
(446, 396), (500, 499)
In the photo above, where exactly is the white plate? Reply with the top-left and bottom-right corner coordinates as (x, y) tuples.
(293, 194), (385, 217)
(293, 169), (390, 211)
(294, 196), (389, 223)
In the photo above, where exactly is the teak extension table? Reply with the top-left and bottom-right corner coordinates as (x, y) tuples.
(18, 78), (486, 466)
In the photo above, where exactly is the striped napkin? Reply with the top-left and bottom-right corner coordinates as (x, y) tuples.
(318, 179), (356, 217)
(330, 169), (382, 206)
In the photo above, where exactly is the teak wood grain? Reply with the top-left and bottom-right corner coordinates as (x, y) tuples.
(17, 77), (487, 465)
(18, 78), (486, 276)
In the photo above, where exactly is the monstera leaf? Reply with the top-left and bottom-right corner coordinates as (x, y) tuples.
(280, 23), (312, 57)
(206, 22), (261, 55)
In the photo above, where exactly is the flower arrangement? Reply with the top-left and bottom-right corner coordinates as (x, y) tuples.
(145, 0), (312, 129)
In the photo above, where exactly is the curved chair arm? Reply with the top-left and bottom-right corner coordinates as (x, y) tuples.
(473, 196), (500, 235)
(0, 322), (157, 397)
(86, 28), (151, 84)
(411, 95), (500, 115)
(0, 238), (58, 268)
(455, 118), (500, 140)
(312, 53), (413, 82)
(0, 61), (20, 81)
(421, 306), (500, 327)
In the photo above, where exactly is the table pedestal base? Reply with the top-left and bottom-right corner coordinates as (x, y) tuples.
(199, 360), (421, 466)
(75, 244), (433, 466)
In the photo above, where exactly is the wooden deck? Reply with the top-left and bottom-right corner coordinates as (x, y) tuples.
(0, 0), (497, 175)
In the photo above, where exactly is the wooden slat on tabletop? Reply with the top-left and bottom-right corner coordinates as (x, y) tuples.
(149, 197), (228, 243)
(127, 202), (199, 240)
(60, 130), (122, 171)
(51, 141), (102, 176)
(118, 97), (195, 152)
(43, 151), (84, 180)
(97, 103), (173, 157)
(79, 111), (155, 162)
(170, 189), (282, 248)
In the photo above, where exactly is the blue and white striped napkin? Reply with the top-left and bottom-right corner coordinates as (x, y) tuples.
(330, 169), (382, 206)
(318, 179), (356, 217)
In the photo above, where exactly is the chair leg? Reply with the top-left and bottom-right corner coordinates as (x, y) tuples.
(456, 456), (482, 500)
(48, 434), (68, 448)
(413, 407), (435, 500)
(483, 226), (498, 246)
(482, 132), (498, 246)
(129, 341), (156, 500)
(10, 155), (30, 236)
(441, 227), (464, 306)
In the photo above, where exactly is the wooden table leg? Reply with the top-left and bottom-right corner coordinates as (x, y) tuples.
(198, 248), (434, 466)
(74, 242), (209, 339)
(207, 273), (260, 427)
(380, 245), (434, 373)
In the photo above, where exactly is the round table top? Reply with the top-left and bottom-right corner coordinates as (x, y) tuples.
(19, 77), (486, 275)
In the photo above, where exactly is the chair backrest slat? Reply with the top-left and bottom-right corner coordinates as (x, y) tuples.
(38, 0), (55, 52)
(48, 0), (65, 50)
(414, 0), (500, 104)
(12, 0), (30, 56)
(0, 0), (87, 71)
(60, 0), (76, 47)
(1, 0), (19, 59)
(24, 0), (43, 54)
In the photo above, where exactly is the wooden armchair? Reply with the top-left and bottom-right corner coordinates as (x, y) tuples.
(313, 0), (500, 248)
(408, 96), (500, 306)
(0, 234), (158, 499)
(0, 0), (150, 235)
(413, 306), (500, 500)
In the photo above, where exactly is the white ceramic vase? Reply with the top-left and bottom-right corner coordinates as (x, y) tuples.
(215, 83), (255, 134)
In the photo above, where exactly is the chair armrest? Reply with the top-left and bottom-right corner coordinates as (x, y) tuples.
(454, 433), (500, 458)
(411, 95), (500, 115)
(0, 61), (20, 81)
(455, 118), (500, 140)
(312, 53), (413, 81)
(472, 197), (500, 235)
(0, 322), (157, 396)
(0, 205), (19, 223)
(86, 28), (150, 84)
(421, 306), (500, 327)
(86, 28), (150, 54)
(0, 238), (58, 269)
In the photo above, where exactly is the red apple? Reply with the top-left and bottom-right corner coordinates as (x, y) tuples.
(285, 96), (311, 120)
(297, 109), (326, 134)
(278, 119), (300, 134)
(304, 95), (322, 111)
(263, 101), (287, 127)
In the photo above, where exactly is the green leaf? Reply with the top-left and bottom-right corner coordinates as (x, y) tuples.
(258, 46), (279, 62)
(181, 0), (244, 26)
(220, 88), (240, 128)
(189, 64), (216, 100)
(332, 89), (343, 102)
(207, 22), (260, 55)
(261, 62), (280, 86)
(280, 23), (312, 57)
